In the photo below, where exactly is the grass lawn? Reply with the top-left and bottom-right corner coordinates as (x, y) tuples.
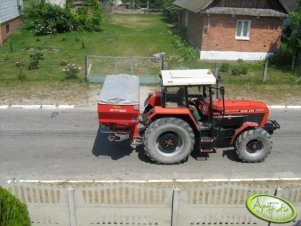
(0, 11), (300, 105)
(0, 13), (177, 81)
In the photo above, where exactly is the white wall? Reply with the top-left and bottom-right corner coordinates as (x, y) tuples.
(46, 0), (66, 7)
(200, 50), (274, 61)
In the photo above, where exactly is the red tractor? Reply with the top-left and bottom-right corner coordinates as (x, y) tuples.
(97, 70), (280, 164)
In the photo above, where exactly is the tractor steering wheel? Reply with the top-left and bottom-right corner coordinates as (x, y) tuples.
(188, 96), (206, 107)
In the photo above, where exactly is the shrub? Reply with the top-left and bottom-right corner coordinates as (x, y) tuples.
(28, 60), (39, 70)
(26, 0), (103, 35)
(0, 187), (31, 226)
(162, 0), (179, 23)
(171, 35), (198, 62)
(74, 2), (103, 32)
(268, 43), (293, 66)
(28, 53), (44, 70)
(30, 53), (44, 61)
(219, 63), (230, 72)
(27, 2), (74, 35)
(231, 65), (248, 76)
(63, 63), (81, 79)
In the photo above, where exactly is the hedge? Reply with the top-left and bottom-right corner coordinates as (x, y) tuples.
(0, 187), (31, 226)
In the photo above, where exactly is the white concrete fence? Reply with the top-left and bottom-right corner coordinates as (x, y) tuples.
(4, 181), (301, 226)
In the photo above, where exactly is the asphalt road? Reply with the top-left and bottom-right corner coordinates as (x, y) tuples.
(0, 108), (300, 184)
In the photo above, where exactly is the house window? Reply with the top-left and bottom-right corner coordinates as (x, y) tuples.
(236, 20), (251, 40)
(6, 24), (10, 34)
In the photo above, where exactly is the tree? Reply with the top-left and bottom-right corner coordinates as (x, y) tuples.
(288, 0), (301, 69)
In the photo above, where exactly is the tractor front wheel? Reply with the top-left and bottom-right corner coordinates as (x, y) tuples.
(144, 117), (195, 164)
(235, 128), (272, 163)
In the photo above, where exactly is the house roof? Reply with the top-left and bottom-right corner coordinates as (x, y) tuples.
(205, 7), (288, 17)
(174, 0), (290, 17)
(174, 0), (214, 13)
(279, 0), (298, 12)
(0, 0), (22, 24)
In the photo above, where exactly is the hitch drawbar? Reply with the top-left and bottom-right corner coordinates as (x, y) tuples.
(264, 120), (280, 134)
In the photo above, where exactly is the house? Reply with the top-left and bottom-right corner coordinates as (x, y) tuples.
(0, 0), (23, 47)
(174, 0), (290, 61)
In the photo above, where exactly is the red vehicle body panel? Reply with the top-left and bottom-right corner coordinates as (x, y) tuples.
(147, 106), (200, 130)
(147, 91), (161, 106)
(98, 104), (139, 130)
(230, 122), (259, 144)
(200, 100), (269, 127)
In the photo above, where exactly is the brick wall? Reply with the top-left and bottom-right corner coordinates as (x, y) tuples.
(201, 14), (283, 53)
(0, 17), (23, 47)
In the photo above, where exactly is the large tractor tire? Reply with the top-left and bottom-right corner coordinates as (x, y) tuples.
(235, 128), (272, 163)
(144, 117), (195, 164)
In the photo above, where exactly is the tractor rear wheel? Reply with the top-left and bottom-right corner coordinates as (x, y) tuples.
(144, 117), (195, 164)
(235, 128), (272, 163)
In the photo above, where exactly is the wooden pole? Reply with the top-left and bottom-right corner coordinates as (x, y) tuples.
(263, 61), (268, 83)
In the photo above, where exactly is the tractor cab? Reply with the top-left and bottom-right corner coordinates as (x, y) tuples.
(158, 69), (224, 124)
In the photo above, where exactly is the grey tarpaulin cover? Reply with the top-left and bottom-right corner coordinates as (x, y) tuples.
(98, 74), (140, 105)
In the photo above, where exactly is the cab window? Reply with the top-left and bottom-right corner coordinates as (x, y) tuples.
(164, 87), (186, 108)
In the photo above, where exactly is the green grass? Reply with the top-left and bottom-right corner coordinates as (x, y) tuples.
(0, 11), (300, 104)
(0, 12), (299, 85)
(0, 13), (177, 81)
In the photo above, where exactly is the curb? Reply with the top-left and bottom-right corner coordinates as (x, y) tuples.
(1, 105), (301, 110)
(269, 105), (301, 109)
(7, 178), (301, 184)
(0, 105), (75, 110)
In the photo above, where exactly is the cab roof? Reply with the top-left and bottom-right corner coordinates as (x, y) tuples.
(160, 69), (216, 87)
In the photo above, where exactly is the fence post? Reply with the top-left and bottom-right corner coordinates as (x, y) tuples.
(85, 56), (88, 82)
(18, 60), (25, 81)
(67, 186), (77, 226)
(171, 187), (181, 226)
(263, 61), (268, 83)
(161, 56), (167, 70)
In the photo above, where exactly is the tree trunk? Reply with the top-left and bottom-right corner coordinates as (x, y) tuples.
(291, 55), (296, 71)
(296, 50), (301, 67)
(296, 50), (301, 83)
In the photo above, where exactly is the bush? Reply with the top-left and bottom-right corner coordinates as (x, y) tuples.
(162, 0), (179, 23)
(0, 187), (31, 226)
(30, 53), (44, 61)
(26, 0), (103, 35)
(74, 2), (103, 32)
(27, 2), (74, 35)
(28, 60), (39, 70)
(171, 35), (198, 62)
(231, 65), (248, 76)
(63, 63), (81, 79)
(219, 63), (230, 72)
(268, 43), (293, 66)
(28, 53), (44, 70)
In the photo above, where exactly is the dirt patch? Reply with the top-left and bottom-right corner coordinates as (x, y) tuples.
(0, 81), (99, 108)
(0, 81), (300, 107)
